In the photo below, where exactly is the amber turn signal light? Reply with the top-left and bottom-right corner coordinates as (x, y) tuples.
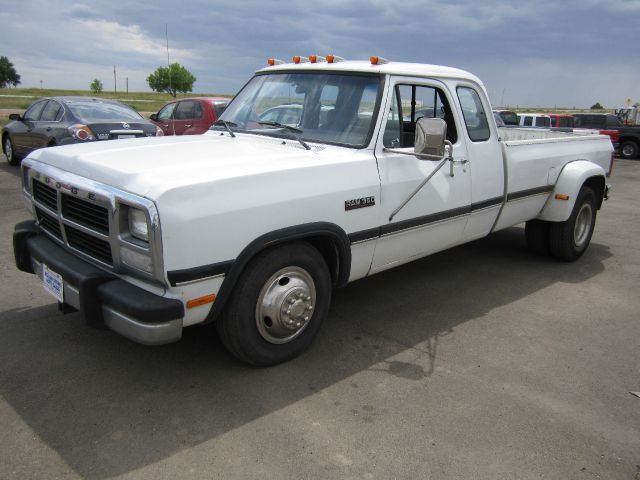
(186, 294), (216, 309)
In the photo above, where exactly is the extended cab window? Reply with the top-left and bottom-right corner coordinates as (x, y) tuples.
(457, 87), (490, 141)
(383, 84), (457, 148)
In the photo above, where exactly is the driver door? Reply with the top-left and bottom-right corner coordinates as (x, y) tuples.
(371, 78), (471, 272)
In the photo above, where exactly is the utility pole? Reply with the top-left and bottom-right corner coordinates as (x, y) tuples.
(126, 77), (128, 96)
(113, 66), (117, 95)
(166, 23), (172, 97)
(39, 80), (43, 90)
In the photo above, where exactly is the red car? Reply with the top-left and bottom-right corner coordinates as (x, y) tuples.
(547, 114), (574, 128)
(150, 97), (230, 135)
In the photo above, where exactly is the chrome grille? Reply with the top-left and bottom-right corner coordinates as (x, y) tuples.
(61, 195), (109, 234)
(33, 180), (58, 211)
(32, 178), (113, 266)
(35, 207), (63, 240)
(66, 226), (113, 264)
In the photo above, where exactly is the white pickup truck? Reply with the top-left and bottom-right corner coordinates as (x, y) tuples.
(13, 57), (613, 365)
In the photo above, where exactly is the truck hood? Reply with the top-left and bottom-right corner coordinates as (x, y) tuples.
(27, 132), (351, 197)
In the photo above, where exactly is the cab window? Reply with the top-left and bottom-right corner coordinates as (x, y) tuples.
(457, 87), (490, 141)
(383, 84), (457, 148)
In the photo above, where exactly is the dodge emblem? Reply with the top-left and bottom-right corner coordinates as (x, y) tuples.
(122, 122), (130, 129)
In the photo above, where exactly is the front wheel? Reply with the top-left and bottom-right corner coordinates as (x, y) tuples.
(4, 136), (19, 166)
(216, 241), (331, 366)
(619, 141), (639, 160)
(549, 186), (597, 261)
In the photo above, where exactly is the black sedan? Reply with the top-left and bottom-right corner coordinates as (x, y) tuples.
(2, 96), (163, 165)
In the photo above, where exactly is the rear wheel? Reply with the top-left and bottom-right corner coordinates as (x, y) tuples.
(3, 136), (19, 166)
(619, 141), (638, 160)
(549, 186), (597, 261)
(525, 219), (550, 256)
(216, 241), (331, 366)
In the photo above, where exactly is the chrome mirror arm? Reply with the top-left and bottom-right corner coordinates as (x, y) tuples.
(385, 141), (453, 222)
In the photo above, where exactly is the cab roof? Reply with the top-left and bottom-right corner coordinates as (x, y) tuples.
(256, 60), (484, 86)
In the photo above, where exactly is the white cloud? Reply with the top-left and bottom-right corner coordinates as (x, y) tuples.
(73, 19), (197, 63)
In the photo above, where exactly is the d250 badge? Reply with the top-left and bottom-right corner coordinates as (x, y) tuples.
(345, 196), (375, 211)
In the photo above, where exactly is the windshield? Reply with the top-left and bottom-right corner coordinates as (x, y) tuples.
(67, 101), (144, 123)
(215, 72), (382, 148)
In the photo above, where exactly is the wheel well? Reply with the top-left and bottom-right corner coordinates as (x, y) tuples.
(48, 140), (56, 147)
(584, 176), (605, 209)
(302, 236), (341, 286)
(618, 136), (638, 146)
(204, 223), (352, 323)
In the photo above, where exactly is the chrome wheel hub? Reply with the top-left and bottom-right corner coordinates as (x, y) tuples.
(256, 266), (316, 344)
(573, 203), (593, 249)
(622, 144), (634, 157)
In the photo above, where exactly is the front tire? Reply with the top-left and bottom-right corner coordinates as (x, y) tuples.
(549, 186), (597, 261)
(4, 136), (19, 166)
(619, 141), (639, 160)
(216, 241), (331, 366)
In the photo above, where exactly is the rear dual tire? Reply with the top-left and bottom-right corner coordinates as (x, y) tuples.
(525, 186), (597, 261)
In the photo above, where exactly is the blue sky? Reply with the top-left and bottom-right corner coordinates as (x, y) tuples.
(1, 0), (639, 108)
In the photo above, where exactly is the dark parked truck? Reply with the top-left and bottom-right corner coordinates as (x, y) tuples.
(573, 113), (640, 159)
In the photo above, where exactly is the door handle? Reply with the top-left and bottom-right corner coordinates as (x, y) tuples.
(46, 127), (52, 132)
(185, 124), (192, 128)
(449, 158), (469, 176)
(162, 124), (169, 128)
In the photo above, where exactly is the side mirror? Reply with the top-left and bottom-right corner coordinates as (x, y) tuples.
(414, 117), (447, 159)
(149, 113), (158, 121)
(9, 113), (22, 121)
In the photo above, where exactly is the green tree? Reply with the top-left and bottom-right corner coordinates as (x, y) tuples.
(90, 78), (103, 94)
(147, 63), (196, 97)
(590, 102), (604, 110)
(0, 56), (21, 88)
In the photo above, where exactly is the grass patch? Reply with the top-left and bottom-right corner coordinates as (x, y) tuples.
(0, 87), (233, 114)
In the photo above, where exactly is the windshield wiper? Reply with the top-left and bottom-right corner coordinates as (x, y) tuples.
(258, 121), (311, 150)
(213, 119), (236, 138)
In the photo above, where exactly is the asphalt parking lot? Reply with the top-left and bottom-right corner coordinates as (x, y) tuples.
(1, 158), (639, 480)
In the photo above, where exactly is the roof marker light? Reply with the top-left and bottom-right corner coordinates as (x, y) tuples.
(326, 55), (345, 63)
(370, 56), (389, 65)
(293, 56), (309, 64)
(267, 58), (284, 66)
(309, 55), (326, 63)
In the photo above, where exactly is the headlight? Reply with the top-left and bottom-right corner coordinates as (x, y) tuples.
(128, 208), (149, 241)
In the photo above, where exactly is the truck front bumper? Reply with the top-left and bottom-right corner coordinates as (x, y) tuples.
(13, 220), (184, 345)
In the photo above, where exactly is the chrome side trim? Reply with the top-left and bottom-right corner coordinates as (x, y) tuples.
(102, 307), (182, 345)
